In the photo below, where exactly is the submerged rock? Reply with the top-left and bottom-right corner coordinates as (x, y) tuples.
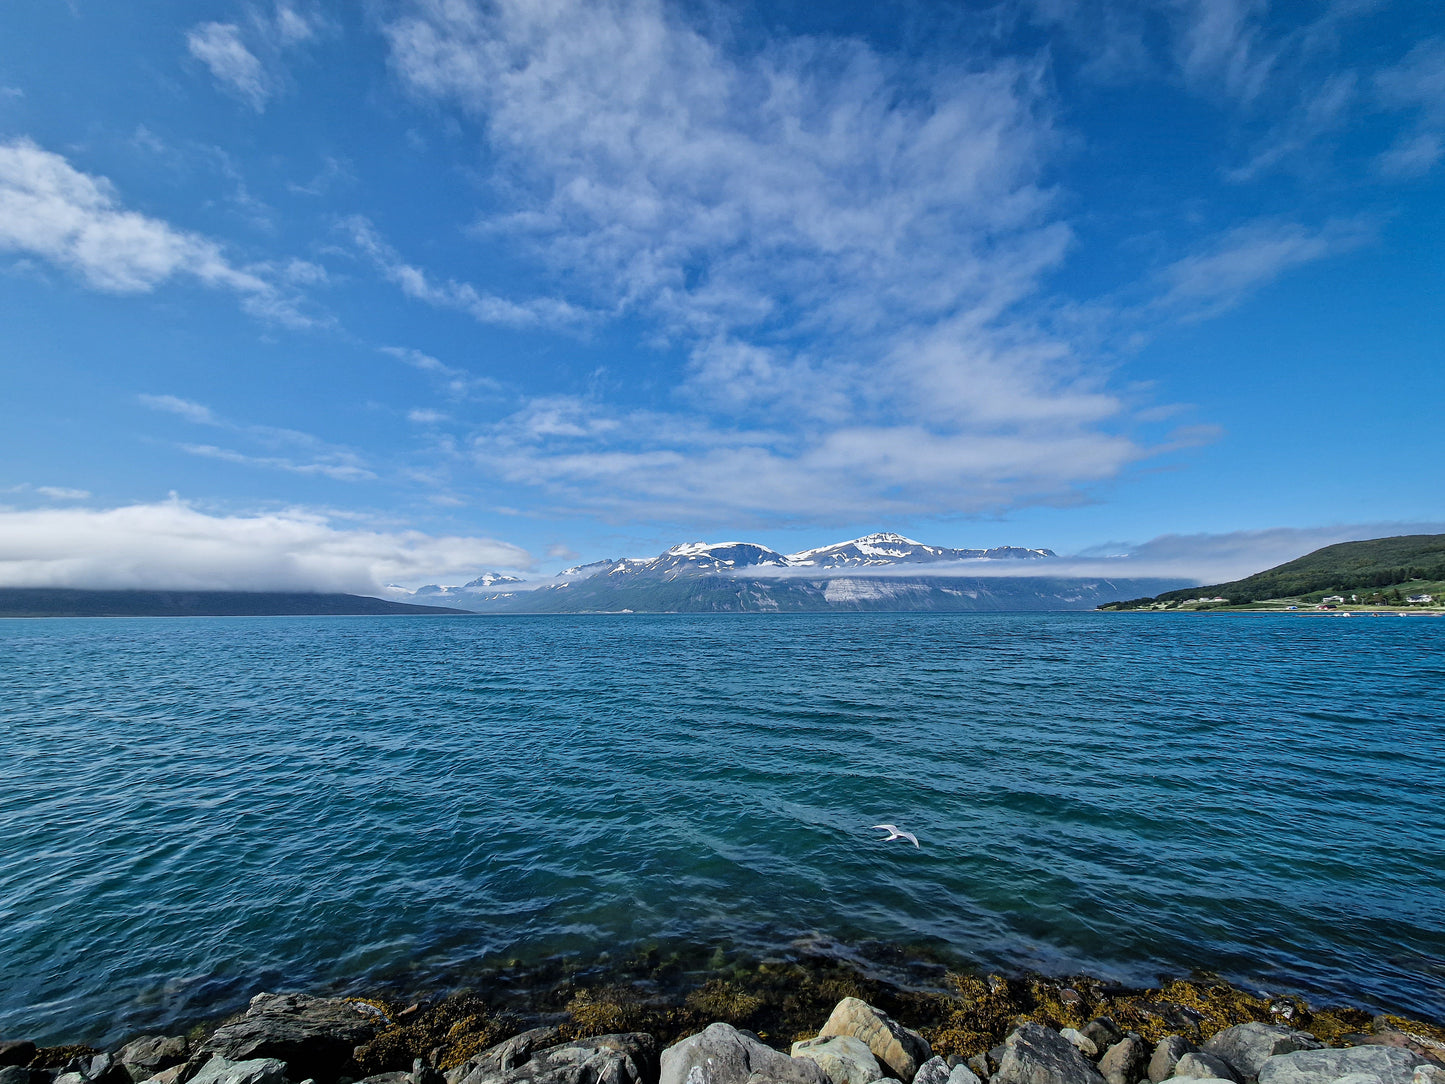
(661, 1023), (827, 1084)
(1202, 1026), (1321, 1082)
(791, 1036), (884, 1084)
(817, 998), (931, 1082)
(1256, 1046), (1425, 1084)
(199, 994), (384, 1084)
(993, 1023), (1107, 1084)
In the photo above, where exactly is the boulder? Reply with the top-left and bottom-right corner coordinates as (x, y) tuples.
(55, 1054), (128, 1084)
(1149, 1039), (1196, 1084)
(468, 1035), (658, 1084)
(356, 1075), (410, 1084)
(1173, 1054), (1238, 1083)
(1082, 1027), (1125, 1057)
(661, 1024), (828, 1084)
(187, 1060), (287, 1084)
(817, 999), (931, 1082)
(1417, 1067), (1445, 1084)
(1059, 1034), (1097, 1060)
(791, 1037), (883, 1084)
(1345, 1036), (1445, 1069)
(1100, 1039), (1148, 1084)
(449, 1031), (566, 1084)
(911, 1058), (978, 1084)
(993, 1024), (1108, 1084)
(1202, 1027), (1320, 1083)
(118, 1039), (190, 1081)
(0, 1068), (39, 1084)
(0, 1046), (37, 1069)
(199, 994), (385, 1083)
(1256, 1046), (1425, 1084)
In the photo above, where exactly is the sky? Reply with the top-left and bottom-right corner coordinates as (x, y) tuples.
(0, 0), (1442, 593)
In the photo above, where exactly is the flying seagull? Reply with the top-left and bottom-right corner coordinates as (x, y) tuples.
(872, 824), (919, 847)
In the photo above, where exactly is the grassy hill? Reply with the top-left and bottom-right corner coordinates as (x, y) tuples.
(0, 588), (471, 618)
(1100, 534), (1445, 610)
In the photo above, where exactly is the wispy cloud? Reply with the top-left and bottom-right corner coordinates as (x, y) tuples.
(382, 0), (1165, 523)
(1374, 39), (1445, 179)
(0, 498), (533, 592)
(140, 393), (375, 481)
(185, 3), (326, 112)
(0, 138), (317, 325)
(1159, 217), (1372, 319)
(379, 345), (503, 400)
(3, 483), (92, 501)
(346, 216), (588, 329)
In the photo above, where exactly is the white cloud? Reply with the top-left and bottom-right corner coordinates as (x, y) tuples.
(384, 0), (1168, 522)
(140, 393), (376, 481)
(1376, 131), (1443, 179)
(187, 23), (269, 110)
(1374, 39), (1445, 179)
(0, 138), (315, 324)
(34, 486), (92, 501)
(379, 345), (504, 399)
(346, 216), (587, 329)
(0, 499), (533, 592)
(185, 3), (327, 111)
(1171, 0), (1277, 103)
(1159, 217), (1372, 318)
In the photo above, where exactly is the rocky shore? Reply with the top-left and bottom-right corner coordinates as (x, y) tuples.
(4, 965), (1444, 1084)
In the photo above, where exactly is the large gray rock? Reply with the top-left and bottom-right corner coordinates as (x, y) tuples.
(118, 1038), (190, 1081)
(187, 1059), (287, 1084)
(912, 1057), (979, 1084)
(817, 999), (931, 1082)
(661, 1023), (828, 1084)
(1256, 1046), (1426, 1084)
(1173, 1054), (1238, 1083)
(994, 1024), (1108, 1084)
(55, 1054), (129, 1084)
(199, 994), (385, 1083)
(791, 1037), (883, 1084)
(1060, 1035), (1097, 1060)
(463, 1035), (658, 1084)
(1202, 1027), (1321, 1083)
(449, 1030), (566, 1084)
(0, 1067), (40, 1084)
(1150, 1039), (1196, 1084)
(1100, 1039), (1149, 1084)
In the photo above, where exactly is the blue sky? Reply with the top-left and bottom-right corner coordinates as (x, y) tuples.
(0, 0), (1441, 592)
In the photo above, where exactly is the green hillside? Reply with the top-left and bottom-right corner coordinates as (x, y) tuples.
(1100, 533), (1445, 609)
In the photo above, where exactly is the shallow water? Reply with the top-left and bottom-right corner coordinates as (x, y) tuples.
(1, 611), (1442, 1045)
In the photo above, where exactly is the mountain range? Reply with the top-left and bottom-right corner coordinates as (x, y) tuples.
(389, 532), (1189, 613)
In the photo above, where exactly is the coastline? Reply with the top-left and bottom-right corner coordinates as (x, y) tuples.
(8, 951), (1445, 1084)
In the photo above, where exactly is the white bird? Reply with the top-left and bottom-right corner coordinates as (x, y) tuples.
(872, 824), (919, 847)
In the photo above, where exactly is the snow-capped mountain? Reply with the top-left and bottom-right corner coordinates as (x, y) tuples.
(383, 532), (1184, 612)
(785, 531), (1054, 568)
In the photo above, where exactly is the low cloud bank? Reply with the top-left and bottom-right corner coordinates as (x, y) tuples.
(0, 500), (532, 594)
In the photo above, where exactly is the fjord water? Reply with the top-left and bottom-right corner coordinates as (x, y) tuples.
(2, 613), (1443, 1045)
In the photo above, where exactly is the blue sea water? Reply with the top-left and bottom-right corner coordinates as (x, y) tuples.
(1, 612), (1443, 1047)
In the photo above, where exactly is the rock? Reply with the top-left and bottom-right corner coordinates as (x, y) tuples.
(661, 1024), (828, 1084)
(1416, 1067), (1445, 1084)
(1100, 1040), (1148, 1084)
(486, 1035), (657, 1084)
(356, 1075), (410, 1084)
(993, 1023), (1108, 1084)
(200, 994), (385, 1084)
(966, 1058), (989, 1082)
(914, 1057), (983, 1084)
(119, 1040), (190, 1081)
(1, 1046), (37, 1069)
(1081, 1028), (1125, 1059)
(0, 1068), (40, 1084)
(1173, 1054), (1238, 1083)
(1149, 1039), (1196, 1084)
(1347, 1036), (1445, 1069)
(414, 1060), (444, 1084)
(1060, 1034), (1097, 1060)
(187, 1060), (287, 1084)
(791, 1037), (883, 1084)
(1256, 1046), (1425, 1084)
(1202, 1027), (1322, 1083)
(817, 998), (931, 1082)
(55, 1055), (127, 1084)
(142, 1069), (186, 1084)
(449, 1031), (565, 1084)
